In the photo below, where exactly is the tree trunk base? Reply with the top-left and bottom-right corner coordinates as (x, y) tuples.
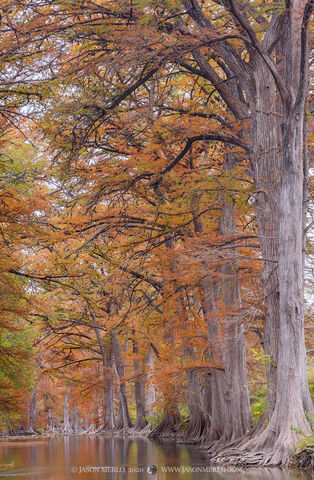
(97, 421), (115, 433)
(25, 428), (40, 435)
(133, 418), (148, 431)
(178, 411), (208, 444)
(113, 422), (133, 431)
(203, 421), (255, 455)
(139, 423), (153, 435)
(288, 445), (314, 470)
(148, 412), (182, 439)
(209, 413), (311, 466)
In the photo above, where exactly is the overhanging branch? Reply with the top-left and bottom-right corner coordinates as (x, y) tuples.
(150, 133), (249, 189)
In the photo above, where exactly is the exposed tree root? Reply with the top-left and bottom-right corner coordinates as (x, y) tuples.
(96, 424), (153, 437)
(288, 445), (314, 470)
(209, 413), (311, 466)
(178, 410), (208, 444)
(94, 424), (105, 434)
(211, 448), (267, 467)
(139, 424), (153, 436)
(201, 417), (264, 454)
(149, 411), (182, 439)
(114, 408), (133, 431)
(24, 427), (41, 435)
(98, 419), (116, 433)
(133, 417), (148, 431)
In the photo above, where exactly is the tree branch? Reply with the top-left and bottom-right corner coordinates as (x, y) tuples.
(223, 0), (289, 103)
(150, 133), (249, 189)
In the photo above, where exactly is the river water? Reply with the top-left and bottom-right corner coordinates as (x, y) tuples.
(0, 436), (310, 480)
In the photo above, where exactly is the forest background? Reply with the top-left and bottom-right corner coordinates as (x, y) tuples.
(0, 0), (313, 467)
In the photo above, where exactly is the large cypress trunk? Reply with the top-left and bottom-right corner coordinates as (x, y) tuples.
(149, 408), (182, 439)
(70, 405), (79, 433)
(190, 208), (225, 444)
(265, 101), (312, 463)
(210, 1), (313, 465)
(132, 338), (148, 430)
(182, 367), (207, 443)
(248, 61), (312, 424)
(200, 371), (212, 441)
(44, 394), (54, 432)
(176, 287), (206, 443)
(63, 390), (71, 434)
(193, 207), (247, 446)
(97, 391), (104, 429)
(259, 7), (314, 446)
(201, 275), (227, 444)
(28, 380), (40, 433)
(146, 347), (156, 414)
(104, 360), (115, 431)
(28, 353), (43, 433)
(47, 407), (53, 432)
(94, 324), (115, 430)
(249, 63), (282, 418)
(181, 7), (311, 458)
(217, 156), (252, 444)
(111, 330), (133, 429)
(215, 85), (313, 466)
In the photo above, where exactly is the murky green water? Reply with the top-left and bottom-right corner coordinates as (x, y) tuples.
(0, 436), (310, 479)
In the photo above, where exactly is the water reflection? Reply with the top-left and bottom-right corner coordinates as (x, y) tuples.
(0, 436), (310, 480)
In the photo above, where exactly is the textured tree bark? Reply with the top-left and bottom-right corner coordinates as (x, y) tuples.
(70, 405), (79, 433)
(300, 95), (313, 413)
(249, 64), (282, 418)
(192, 206), (226, 444)
(214, 95), (313, 466)
(146, 347), (156, 415)
(219, 156), (252, 442)
(203, 278), (227, 444)
(63, 390), (71, 434)
(94, 324), (115, 430)
(149, 408), (182, 439)
(97, 391), (104, 429)
(200, 371), (212, 441)
(207, 0), (312, 464)
(179, 295), (207, 443)
(47, 407), (53, 432)
(104, 358), (115, 430)
(132, 338), (148, 430)
(28, 380), (39, 432)
(111, 330), (133, 429)
(44, 394), (54, 432)
(270, 119), (309, 448)
(190, 155), (254, 448)
(28, 353), (43, 433)
(105, 352), (116, 430)
(183, 367), (207, 443)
